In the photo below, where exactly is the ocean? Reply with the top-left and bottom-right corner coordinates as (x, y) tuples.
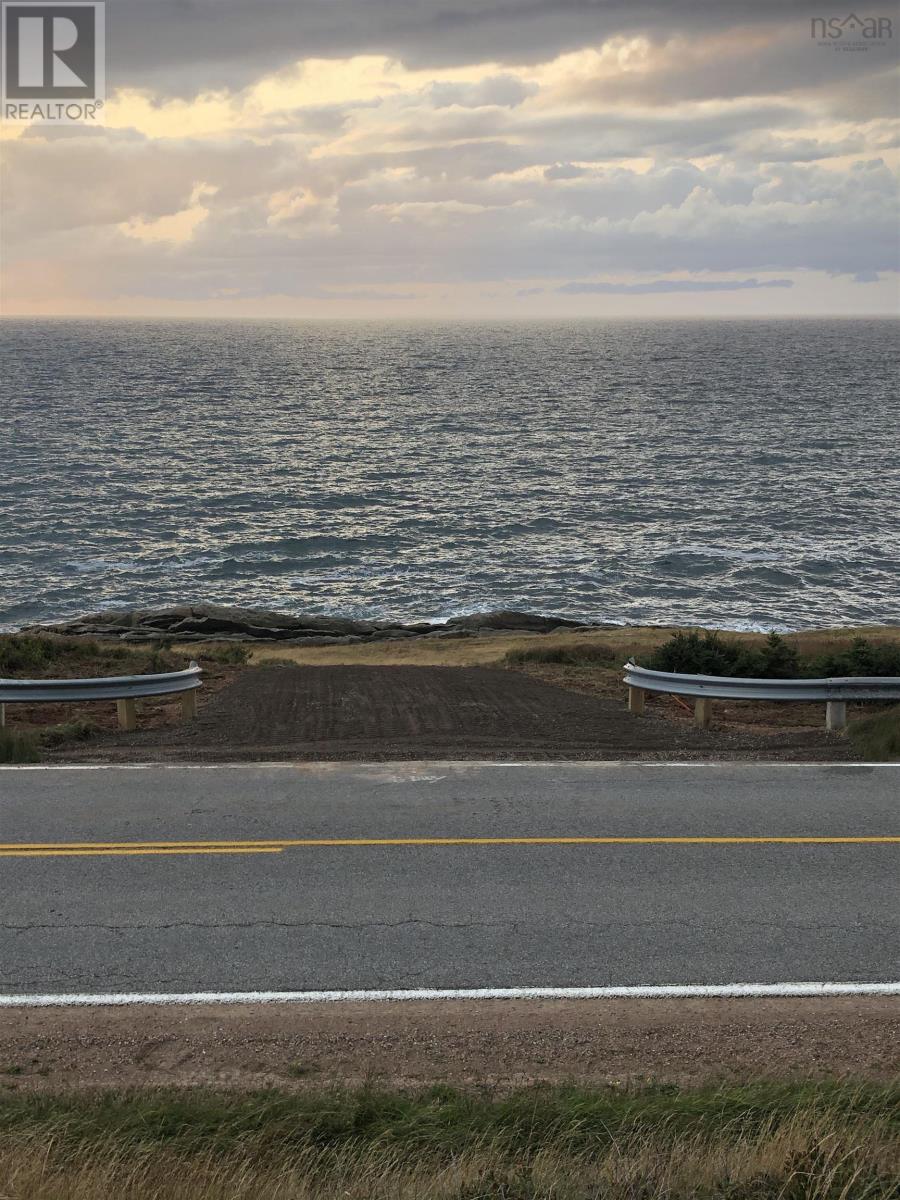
(1, 317), (897, 632)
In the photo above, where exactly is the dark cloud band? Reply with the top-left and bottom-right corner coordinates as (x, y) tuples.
(109, 0), (833, 96)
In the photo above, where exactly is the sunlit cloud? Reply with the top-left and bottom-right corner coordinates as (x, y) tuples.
(118, 183), (218, 244)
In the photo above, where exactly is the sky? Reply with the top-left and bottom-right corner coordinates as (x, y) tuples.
(1, 0), (899, 317)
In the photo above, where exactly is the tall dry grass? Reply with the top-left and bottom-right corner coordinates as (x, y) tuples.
(0, 726), (40, 763)
(0, 1085), (897, 1199)
(235, 625), (900, 670)
(849, 704), (900, 761)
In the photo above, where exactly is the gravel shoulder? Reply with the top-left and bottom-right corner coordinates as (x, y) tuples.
(2, 999), (896, 1091)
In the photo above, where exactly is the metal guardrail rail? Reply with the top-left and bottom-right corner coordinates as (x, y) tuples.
(0, 661), (202, 731)
(623, 660), (900, 731)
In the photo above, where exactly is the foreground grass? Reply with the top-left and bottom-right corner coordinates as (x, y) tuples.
(0, 727), (40, 763)
(0, 1082), (897, 1199)
(0, 719), (103, 763)
(850, 704), (900, 761)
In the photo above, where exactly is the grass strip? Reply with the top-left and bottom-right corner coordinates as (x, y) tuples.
(0, 1081), (897, 1198)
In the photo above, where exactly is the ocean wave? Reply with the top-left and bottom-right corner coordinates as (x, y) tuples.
(67, 557), (144, 574)
(663, 544), (785, 563)
(66, 553), (225, 575)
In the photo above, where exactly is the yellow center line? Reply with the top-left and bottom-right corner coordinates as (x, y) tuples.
(0, 847), (283, 858)
(0, 836), (897, 858)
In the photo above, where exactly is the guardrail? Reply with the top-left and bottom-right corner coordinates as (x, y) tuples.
(0, 661), (202, 731)
(623, 661), (900, 731)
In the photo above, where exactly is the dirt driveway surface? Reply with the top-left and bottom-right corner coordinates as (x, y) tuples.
(53, 664), (856, 762)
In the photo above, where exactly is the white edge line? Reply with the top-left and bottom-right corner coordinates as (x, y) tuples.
(2, 982), (899, 1007)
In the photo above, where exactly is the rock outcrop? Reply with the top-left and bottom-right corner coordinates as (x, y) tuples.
(20, 603), (602, 645)
(446, 610), (583, 634)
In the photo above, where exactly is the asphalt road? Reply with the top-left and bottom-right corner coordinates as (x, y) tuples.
(0, 762), (897, 996)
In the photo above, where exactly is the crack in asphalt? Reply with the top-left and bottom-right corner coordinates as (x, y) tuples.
(1, 918), (521, 933)
(2, 917), (893, 934)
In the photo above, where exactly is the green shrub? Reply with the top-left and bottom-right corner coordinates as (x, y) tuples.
(808, 637), (900, 678)
(0, 635), (80, 674)
(646, 631), (900, 681)
(0, 634), (188, 680)
(505, 642), (616, 667)
(750, 631), (803, 678)
(644, 630), (771, 677)
(0, 635), (128, 675)
(647, 631), (738, 676)
(40, 717), (100, 748)
(0, 727), (40, 763)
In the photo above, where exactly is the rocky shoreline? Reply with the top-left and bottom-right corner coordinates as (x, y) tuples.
(21, 603), (608, 647)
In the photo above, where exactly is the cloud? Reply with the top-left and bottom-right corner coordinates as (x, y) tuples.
(425, 75), (538, 108)
(2, 1), (898, 314)
(544, 162), (588, 180)
(105, 0), (837, 97)
(326, 288), (419, 299)
(558, 277), (793, 293)
(4, 119), (897, 305)
(555, 25), (898, 114)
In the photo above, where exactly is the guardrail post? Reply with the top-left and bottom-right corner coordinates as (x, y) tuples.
(694, 698), (712, 730)
(627, 686), (646, 716)
(0, 703), (4, 728)
(116, 698), (137, 732)
(826, 701), (847, 732)
(180, 689), (198, 721)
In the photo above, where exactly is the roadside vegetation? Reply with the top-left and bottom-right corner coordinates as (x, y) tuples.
(4, 627), (898, 679)
(502, 629), (900, 679)
(0, 1081), (896, 1199)
(2, 627), (898, 757)
(0, 634), (182, 679)
(198, 642), (251, 665)
(504, 641), (617, 667)
(1, 717), (103, 763)
(645, 630), (801, 678)
(643, 630), (900, 680)
(496, 629), (900, 749)
(0, 632), (250, 677)
(0, 635), (246, 753)
(0, 727), (40, 764)
(849, 704), (900, 762)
